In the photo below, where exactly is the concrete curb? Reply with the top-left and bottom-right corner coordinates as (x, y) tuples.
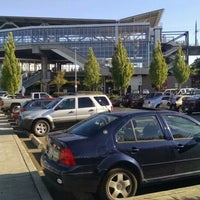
(30, 134), (45, 150)
(13, 134), (53, 200)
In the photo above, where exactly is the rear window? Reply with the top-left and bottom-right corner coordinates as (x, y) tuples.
(94, 96), (110, 106)
(68, 113), (118, 137)
(145, 92), (162, 99)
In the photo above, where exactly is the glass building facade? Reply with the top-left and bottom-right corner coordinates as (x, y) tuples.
(0, 22), (153, 69)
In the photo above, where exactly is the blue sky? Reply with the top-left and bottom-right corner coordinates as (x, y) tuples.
(2, 0), (200, 62)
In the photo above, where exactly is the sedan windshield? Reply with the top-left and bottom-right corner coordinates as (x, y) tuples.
(68, 113), (118, 137)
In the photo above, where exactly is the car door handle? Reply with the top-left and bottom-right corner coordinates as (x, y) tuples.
(131, 147), (139, 153)
(68, 111), (74, 113)
(88, 109), (94, 112)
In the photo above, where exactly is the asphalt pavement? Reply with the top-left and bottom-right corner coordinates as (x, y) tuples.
(0, 111), (53, 200)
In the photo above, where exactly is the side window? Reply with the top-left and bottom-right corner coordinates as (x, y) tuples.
(163, 115), (200, 139)
(31, 101), (41, 107)
(94, 96), (109, 106)
(78, 97), (94, 108)
(117, 121), (135, 142)
(40, 93), (47, 98)
(34, 93), (39, 99)
(58, 98), (75, 109)
(134, 115), (164, 141)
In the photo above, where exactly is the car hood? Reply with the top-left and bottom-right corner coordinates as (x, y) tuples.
(21, 108), (53, 118)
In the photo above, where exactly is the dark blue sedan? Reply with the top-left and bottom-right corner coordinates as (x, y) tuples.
(41, 110), (200, 199)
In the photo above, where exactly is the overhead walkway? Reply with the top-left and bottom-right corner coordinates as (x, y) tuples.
(161, 31), (189, 66)
(0, 26), (197, 90)
(0, 26), (87, 67)
(39, 44), (86, 68)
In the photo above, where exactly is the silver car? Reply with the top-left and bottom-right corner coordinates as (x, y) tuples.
(18, 94), (113, 136)
(143, 95), (170, 109)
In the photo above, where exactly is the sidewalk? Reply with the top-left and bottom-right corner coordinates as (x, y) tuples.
(0, 111), (53, 200)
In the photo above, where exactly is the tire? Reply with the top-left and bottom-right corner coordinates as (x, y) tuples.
(32, 119), (50, 137)
(97, 168), (137, 200)
(187, 111), (192, 115)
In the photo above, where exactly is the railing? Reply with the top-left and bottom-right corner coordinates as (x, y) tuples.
(23, 71), (42, 88)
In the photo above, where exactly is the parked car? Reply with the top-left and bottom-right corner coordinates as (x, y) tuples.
(145, 92), (163, 99)
(130, 94), (145, 108)
(142, 95), (170, 109)
(169, 95), (191, 112)
(122, 93), (146, 108)
(18, 94), (113, 136)
(110, 96), (122, 107)
(0, 90), (8, 97)
(41, 110), (200, 199)
(163, 88), (179, 96)
(177, 88), (196, 95)
(11, 98), (55, 122)
(182, 95), (200, 114)
(121, 94), (133, 107)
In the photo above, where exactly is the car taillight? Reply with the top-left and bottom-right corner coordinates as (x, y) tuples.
(59, 148), (76, 166)
(111, 105), (114, 111)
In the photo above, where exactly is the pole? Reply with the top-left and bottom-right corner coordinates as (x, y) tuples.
(74, 48), (77, 93)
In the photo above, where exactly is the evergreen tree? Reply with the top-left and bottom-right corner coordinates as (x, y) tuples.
(1, 32), (21, 95)
(83, 48), (100, 91)
(50, 70), (67, 93)
(190, 58), (200, 87)
(149, 40), (168, 91)
(173, 46), (190, 88)
(110, 36), (134, 95)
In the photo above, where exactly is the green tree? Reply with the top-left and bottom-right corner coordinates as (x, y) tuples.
(149, 40), (168, 91)
(190, 58), (200, 87)
(173, 46), (190, 88)
(110, 36), (134, 95)
(83, 48), (100, 91)
(50, 70), (67, 93)
(1, 32), (21, 95)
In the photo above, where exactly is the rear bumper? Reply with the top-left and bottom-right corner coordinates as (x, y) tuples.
(41, 154), (101, 193)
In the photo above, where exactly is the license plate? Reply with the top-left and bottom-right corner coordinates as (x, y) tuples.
(48, 147), (60, 161)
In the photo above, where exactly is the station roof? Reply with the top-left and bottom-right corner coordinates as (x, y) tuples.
(0, 9), (164, 29)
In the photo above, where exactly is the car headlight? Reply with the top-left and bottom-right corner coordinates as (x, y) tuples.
(24, 116), (31, 119)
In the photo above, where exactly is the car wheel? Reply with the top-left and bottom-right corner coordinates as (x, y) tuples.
(98, 168), (137, 200)
(32, 120), (50, 137)
(187, 111), (192, 115)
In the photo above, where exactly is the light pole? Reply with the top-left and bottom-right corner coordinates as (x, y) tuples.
(74, 47), (78, 93)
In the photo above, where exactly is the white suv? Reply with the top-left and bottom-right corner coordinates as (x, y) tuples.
(18, 94), (113, 136)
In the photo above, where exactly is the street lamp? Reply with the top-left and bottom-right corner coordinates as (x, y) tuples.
(74, 47), (78, 93)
